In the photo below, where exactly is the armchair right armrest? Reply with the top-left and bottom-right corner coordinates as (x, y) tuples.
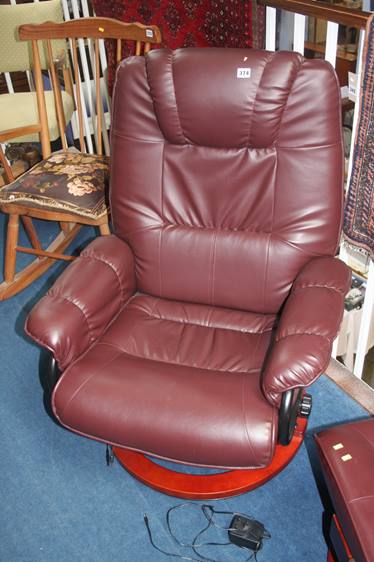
(262, 257), (351, 407)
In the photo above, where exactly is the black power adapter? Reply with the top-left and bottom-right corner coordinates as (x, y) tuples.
(144, 504), (271, 562)
(228, 514), (271, 552)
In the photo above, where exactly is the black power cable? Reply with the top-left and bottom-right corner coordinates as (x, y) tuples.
(144, 503), (270, 562)
(144, 514), (202, 562)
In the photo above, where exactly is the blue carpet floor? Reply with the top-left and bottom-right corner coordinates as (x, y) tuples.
(0, 217), (369, 562)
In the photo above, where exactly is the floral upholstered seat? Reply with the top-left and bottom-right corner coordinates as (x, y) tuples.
(0, 151), (109, 220)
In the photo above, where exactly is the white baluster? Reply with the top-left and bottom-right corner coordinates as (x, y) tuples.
(325, 21), (339, 67)
(266, 7), (277, 51)
(354, 260), (374, 378)
(70, 0), (95, 153)
(293, 13), (306, 55)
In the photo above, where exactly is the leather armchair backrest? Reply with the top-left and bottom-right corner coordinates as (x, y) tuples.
(110, 48), (343, 314)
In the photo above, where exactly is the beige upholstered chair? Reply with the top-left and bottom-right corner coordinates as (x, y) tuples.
(0, 0), (74, 145)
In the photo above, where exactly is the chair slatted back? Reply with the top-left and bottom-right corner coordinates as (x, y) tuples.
(18, 18), (162, 158)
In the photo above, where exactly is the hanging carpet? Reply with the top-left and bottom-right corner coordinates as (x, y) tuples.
(91, 0), (264, 93)
(343, 14), (374, 259)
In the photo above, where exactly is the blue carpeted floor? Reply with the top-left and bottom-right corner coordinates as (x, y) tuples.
(0, 217), (369, 562)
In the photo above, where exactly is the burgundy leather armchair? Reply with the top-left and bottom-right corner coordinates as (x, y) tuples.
(26, 48), (350, 492)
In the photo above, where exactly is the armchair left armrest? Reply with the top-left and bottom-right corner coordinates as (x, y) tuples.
(25, 235), (136, 371)
(262, 257), (351, 407)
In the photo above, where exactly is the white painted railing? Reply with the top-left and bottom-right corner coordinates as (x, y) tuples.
(61, 0), (110, 156)
(262, 0), (373, 379)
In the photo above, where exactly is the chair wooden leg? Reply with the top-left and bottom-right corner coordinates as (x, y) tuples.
(22, 216), (42, 251)
(4, 213), (19, 283)
(60, 222), (77, 233)
(0, 146), (15, 183)
(99, 222), (111, 235)
(0, 223), (81, 300)
(60, 221), (71, 233)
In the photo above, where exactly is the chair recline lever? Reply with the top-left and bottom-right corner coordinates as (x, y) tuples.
(278, 389), (312, 446)
(46, 352), (61, 394)
(299, 394), (312, 418)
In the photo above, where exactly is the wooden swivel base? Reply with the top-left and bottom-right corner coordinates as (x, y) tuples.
(113, 417), (308, 500)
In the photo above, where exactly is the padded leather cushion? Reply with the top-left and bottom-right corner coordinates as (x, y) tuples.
(316, 418), (374, 562)
(52, 294), (278, 469)
(110, 48), (343, 315)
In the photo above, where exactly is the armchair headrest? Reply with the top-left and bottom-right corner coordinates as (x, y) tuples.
(144, 48), (335, 149)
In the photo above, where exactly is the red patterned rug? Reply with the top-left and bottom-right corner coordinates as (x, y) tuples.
(343, 14), (374, 258)
(92, 0), (264, 93)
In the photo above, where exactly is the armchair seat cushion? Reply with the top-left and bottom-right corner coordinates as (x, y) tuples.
(52, 294), (278, 469)
(0, 151), (108, 219)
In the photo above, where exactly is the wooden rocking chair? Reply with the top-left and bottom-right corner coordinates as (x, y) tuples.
(0, 15), (161, 300)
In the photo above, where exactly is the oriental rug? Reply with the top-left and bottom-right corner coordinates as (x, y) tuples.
(343, 14), (374, 258)
(92, 0), (264, 93)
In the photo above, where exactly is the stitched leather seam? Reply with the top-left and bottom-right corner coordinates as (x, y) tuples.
(111, 130), (164, 143)
(170, 50), (187, 144)
(155, 221), (272, 233)
(80, 254), (126, 305)
(123, 223), (272, 236)
(263, 144), (277, 311)
(275, 55), (304, 143)
(267, 353), (330, 405)
(159, 142), (165, 296)
(242, 336), (274, 466)
(271, 234), (324, 257)
(276, 331), (332, 343)
(137, 306), (275, 334)
(263, 233), (272, 313)
(113, 131), (283, 150)
(148, 296), (161, 317)
(47, 293), (93, 339)
(158, 228), (164, 297)
(293, 283), (345, 295)
(247, 51), (276, 148)
(124, 223), (164, 238)
(96, 341), (262, 375)
(349, 494), (374, 505)
(59, 348), (125, 419)
(241, 375), (260, 463)
(24, 326), (55, 359)
(277, 141), (342, 150)
(210, 231), (217, 305)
